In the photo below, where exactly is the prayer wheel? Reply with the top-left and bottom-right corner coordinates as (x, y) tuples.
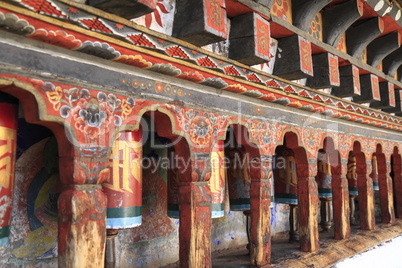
(103, 130), (143, 229)
(371, 155), (379, 191)
(274, 148), (298, 204)
(227, 145), (251, 211)
(347, 153), (358, 195)
(0, 94), (18, 247)
(316, 152), (332, 198)
(167, 146), (180, 218)
(210, 140), (225, 218)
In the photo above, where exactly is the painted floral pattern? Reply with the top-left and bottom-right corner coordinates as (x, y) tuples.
(42, 82), (135, 140)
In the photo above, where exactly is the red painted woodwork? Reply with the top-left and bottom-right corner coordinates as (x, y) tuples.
(298, 176), (320, 252)
(103, 130), (143, 229)
(391, 150), (402, 218)
(179, 182), (211, 268)
(58, 188), (107, 267)
(0, 99), (18, 247)
(249, 156), (271, 266)
(332, 175), (351, 240)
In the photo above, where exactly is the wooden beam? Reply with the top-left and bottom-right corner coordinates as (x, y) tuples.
(87, 0), (156, 19)
(306, 52), (340, 89)
(322, 0), (363, 46)
(367, 32), (401, 68)
(332, 65), (360, 98)
(273, 34), (313, 80)
(383, 90), (402, 113)
(252, 0), (274, 8)
(346, 17), (384, 58)
(370, 82), (396, 109)
(229, 12), (271, 65)
(383, 48), (402, 76)
(353, 74), (380, 103)
(292, 0), (331, 31)
(173, 0), (228, 46)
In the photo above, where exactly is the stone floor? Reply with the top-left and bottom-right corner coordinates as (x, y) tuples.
(212, 219), (402, 267)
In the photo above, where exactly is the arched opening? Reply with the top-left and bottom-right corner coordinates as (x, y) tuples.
(211, 124), (260, 264)
(391, 146), (402, 218)
(103, 109), (191, 267)
(0, 89), (62, 265)
(273, 131), (310, 250)
(348, 141), (375, 230)
(373, 144), (395, 224)
(346, 150), (358, 226)
(315, 137), (342, 240)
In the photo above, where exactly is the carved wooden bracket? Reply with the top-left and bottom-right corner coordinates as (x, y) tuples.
(370, 82), (396, 109)
(346, 17), (384, 58)
(229, 12), (271, 65)
(292, 0), (331, 31)
(173, 0), (228, 46)
(353, 74), (380, 103)
(367, 32), (401, 68)
(273, 34), (313, 80)
(306, 52), (340, 89)
(323, 0), (363, 46)
(384, 90), (402, 114)
(383, 47), (402, 76)
(332, 65), (361, 97)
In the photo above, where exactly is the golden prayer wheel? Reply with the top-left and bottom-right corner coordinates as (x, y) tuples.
(0, 94), (18, 247)
(274, 148), (298, 204)
(210, 140), (225, 218)
(316, 152), (332, 198)
(371, 155), (379, 191)
(347, 153), (358, 195)
(103, 130), (143, 229)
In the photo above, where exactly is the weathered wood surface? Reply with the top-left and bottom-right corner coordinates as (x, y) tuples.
(273, 35), (313, 80)
(368, 32), (401, 68)
(297, 177), (319, 252)
(332, 175), (350, 240)
(332, 65), (361, 97)
(370, 82), (395, 109)
(353, 74), (380, 104)
(306, 53), (339, 89)
(322, 0), (363, 46)
(292, 0), (331, 31)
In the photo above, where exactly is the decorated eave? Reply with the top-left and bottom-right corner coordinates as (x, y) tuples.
(2, 0), (402, 132)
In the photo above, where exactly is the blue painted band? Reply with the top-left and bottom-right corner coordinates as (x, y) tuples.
(0, 237), (8, 247)
(275, 197), (298, 205)
(167, 210), (180, 219)
(106, 216), (142, 229)
(230, 204), (251, 211)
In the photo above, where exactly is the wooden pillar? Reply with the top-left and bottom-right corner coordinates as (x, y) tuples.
(392, 152), (402, 218)
(298, 176), (320, 252)
(179, 152), (212, 268)
(378, 173), (396, 224)
(332, 173), (350, 239)
(249, 155), (272, 267)
(357, 173), (375, 230)
(58, 155), (107, 268)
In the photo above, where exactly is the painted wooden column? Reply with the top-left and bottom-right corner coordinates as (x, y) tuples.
(58, 152), (108, 268)
(392, 149), (402, 218)
(297, 161), (319, 252)
(378, 157), (396, 224)
(178, 151), (212, 268)
(0, 93), (18, 248)
(332, 158), (350, 240)
(356, 154), (375, 230)
(249, 155), (272, 267)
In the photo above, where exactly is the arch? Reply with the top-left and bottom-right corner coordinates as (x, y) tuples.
(374, 144), (395, 224)
(352, 141), (375, 230)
